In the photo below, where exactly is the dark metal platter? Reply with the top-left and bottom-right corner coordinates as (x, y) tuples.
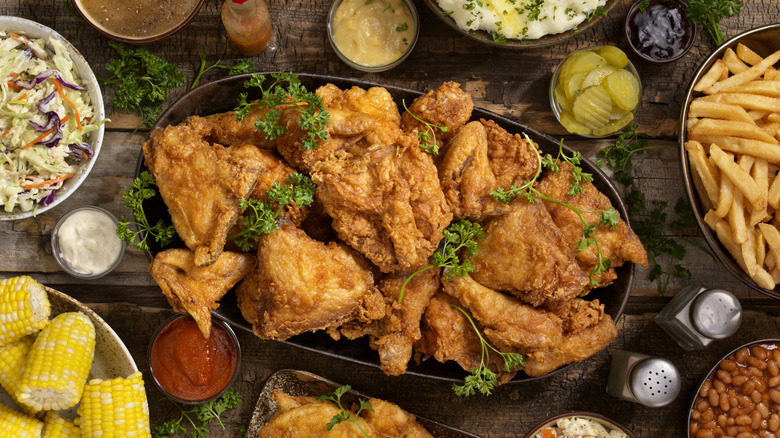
(245, 369), (482, 438)
(136, 72), (634, 384)
(421, 0), (619, 49)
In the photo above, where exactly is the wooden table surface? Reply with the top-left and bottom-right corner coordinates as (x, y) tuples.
(3, 1), (780, 437)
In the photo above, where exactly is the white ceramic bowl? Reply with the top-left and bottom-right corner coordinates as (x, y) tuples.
(0, 16), (105, 220)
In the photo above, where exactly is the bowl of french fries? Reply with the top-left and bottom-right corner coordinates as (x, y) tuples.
(680, 23), (780, 297)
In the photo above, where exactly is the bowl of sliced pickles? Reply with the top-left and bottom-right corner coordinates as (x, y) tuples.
(550, 45), (642, 137)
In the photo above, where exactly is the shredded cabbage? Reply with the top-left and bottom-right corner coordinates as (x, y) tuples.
(0, 30), (105, 214)
(534, 417), (629, 438)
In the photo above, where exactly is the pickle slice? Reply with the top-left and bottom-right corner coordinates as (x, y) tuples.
(567, 51), (608, 76)
(593, 112), (634, 136)
(605, 69), (640, 111)
(560, 110), (592, 136)
(597, 46), (629, 69)
(581, 65), (617, 89)
(563, 71), (588, 100)
(554, 82), (571, 112)
(572, 84), (612, 130)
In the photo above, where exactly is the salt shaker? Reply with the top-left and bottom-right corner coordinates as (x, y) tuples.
(606, 350), (681, 407)
(654, 286), (742, 351)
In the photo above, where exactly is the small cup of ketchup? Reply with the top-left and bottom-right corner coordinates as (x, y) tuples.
(148, 314), (240, 404)
(624, 0), (696, 64)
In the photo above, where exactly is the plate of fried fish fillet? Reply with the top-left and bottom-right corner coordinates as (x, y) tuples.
(137, 72), (648, 384)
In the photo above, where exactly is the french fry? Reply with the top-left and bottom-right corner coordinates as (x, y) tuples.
(710, 144), (766, 211)
(722, 48), (750, 75)
(685, 140), (720, 206)
(749, 110), (772, 121)
(759, 223), (780, 264)
(736, 43), (764, 66)
(721, 80), (780, 97)
(768, 113), (780, 123)
(729, 188), (748, 244)
(694, 59), (728, 92)
(697, 93), (780, 112)
(689, 118), (778, 144)
(757, 230), (767, 267)
(715, 173), (734, 218)
(704, 208), (721, 230)
(769, 171), (780, 209)
(713, 219), (748, 272)
(688, 135), (780, 164)
(705, 50), (780, 95)
(688, 100), (755, 123)
(741, 229), (758, 276)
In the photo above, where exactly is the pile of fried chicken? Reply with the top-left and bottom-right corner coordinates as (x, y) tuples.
(143, 80), (648, 382)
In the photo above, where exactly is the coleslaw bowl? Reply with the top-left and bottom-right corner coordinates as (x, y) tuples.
(0, 16), (106, 221)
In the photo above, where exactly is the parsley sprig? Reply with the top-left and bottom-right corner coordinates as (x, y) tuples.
(490, 139), (619, 285)
(596, 123), (654, 186)
(103, 42), (185, 129)
(402, 99), (449, 155)
(398, 219), (484, 303)
(229, 173), (316, 251)
(190, 49), (253, 90)
(686, 0), (743, 46)
(316, 385), (374, 438)
(116, 171), (176, 252)
(234, 72), (329, 151)
(151, 389), (241, 438)
(451, 305), (525, 397)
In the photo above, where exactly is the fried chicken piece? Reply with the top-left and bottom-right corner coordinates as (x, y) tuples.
(143, 124), (265, 266)
(480, 118), (540, 188)
(469, 197), (589, 306)
(536, 162), (649, 288)
(442, 273), (617, 377)
(277, 85), (403, 172)
(414, 292), (518, 383)
(149, 249), (254, 338)
(338, 268), (441, 376)
(259, 390), (375, 438)
(362, 398), (434, 438)
(312, 134), (452, 273)
(542, 298), (605, 334)
(401, 81), (473, 142)
(185, 107), (276, 149)
(438, 121), (511, 221)
(236, 224), (385, 341)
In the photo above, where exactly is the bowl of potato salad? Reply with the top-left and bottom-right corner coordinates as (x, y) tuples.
(0, 16), (106, 220)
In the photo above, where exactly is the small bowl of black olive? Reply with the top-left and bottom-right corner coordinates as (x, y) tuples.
(624, 0), (696, 64)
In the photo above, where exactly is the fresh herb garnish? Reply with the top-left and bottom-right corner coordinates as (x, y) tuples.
(398, 219), (484, 303)
(396, 23), (408, 31)
(638, 0), (650, 12)
(116, 171), (176, 252)
(151, 389), (241, 438)
(234, 72), (329, 151)
(401, 99), (449, 155)
(492, 31), (507, 45)
(490, 139), (619, 286)
(190, 49), (253, 90)
(316, 385), (374, 438)
(596, 123), (654, 186)
(103, 41), (186, 129)
(686, 0), (743, 46)
(585, 5), (608, 21)
(229, 173), (316, 251)
(451, 305), (524, 396)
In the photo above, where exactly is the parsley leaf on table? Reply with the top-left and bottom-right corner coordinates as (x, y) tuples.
(151, 389), (241, 438)
(686, 0), (744, 46)
(451, 305), (525, 396)
(596, 123), (654, 186)
(103, 41), (186, 129)
(190, 49), (254, 90)
(116, 171), (176, 252)
(316, 385), (373, 438)
(235, 72), (329, 151)
(398, 219), (484, 303)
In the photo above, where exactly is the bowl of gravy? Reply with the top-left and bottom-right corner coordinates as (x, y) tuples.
(72, 0), (207, 44)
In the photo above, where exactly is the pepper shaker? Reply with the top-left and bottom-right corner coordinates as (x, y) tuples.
(654, 286), (742, 351)
(606, 350), (681, 407)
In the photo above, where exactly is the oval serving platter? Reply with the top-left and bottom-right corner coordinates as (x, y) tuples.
(136, 72), (634, 383)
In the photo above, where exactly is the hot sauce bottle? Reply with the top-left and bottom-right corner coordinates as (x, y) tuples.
(221, 0), (272, 56)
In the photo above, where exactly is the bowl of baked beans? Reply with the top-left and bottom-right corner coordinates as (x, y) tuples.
(689, 339), (780, 438)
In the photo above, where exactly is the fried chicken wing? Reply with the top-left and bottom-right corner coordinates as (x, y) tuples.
(481, 119), (540, 188)
(149, 249), (254, 338)
(442, 273), (617, 377)
(362, 398), (434, 438)
(185, 107), (276, 149)
(469, 197), (589, 306)
(259, 391), (374, 438)
(536, 162), (649, 288)
(312, 134), (452, 273)
(401, 81), (473, 142)
(236, 224), (385, 341)
(142, 124), (265, 266)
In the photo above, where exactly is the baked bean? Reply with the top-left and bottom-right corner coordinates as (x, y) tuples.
(750, 356), (769, 370)
(755, 378), (767, 392)
(768, 361), (779, 377)
(718, 414), (729, 428)
(737, 432), (755, 438)
(758, 402), (770, 419)
(703, 409), (715, 423)
(721, 393), (731, 411)
(696, 429), (714, 438)
(690, 423), (699, 435)
(752, 346), (769, 360)
(744, 380), (757, 395)
(769, 376), (780, 388)
(752, 411), (762, 429)
(737, 415), (753, 426)
(737, 348), (750, 363)
(709, 388), (720, 406)
(719, 369), (734, 384)
(715, 379), (727, 392)
(750, 367), (764, 377)
(735, 375), (750, 386)
(701, 380), (713, 397)
(723, 359), (739, 371)
(770, 389), (780, 404)
(698, 400), (711, 411)
(773, 350), (780, 362)
(753, 390), (764, 403)
(769, 414), (780, 431)
(728, 426), (739, 436)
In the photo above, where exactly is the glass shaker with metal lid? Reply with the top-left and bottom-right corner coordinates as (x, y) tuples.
(654, 285), (742, 351)
(606, 350), (681, 407)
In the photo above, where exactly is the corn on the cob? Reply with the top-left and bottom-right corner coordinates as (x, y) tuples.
(16, 311), (96, 412)
(0, 403), (43, 437)
(77, 371), (151, 438)
(42, 410), (81, 438)
(0, 335), (36, 414)
(0, 276), (50, 346)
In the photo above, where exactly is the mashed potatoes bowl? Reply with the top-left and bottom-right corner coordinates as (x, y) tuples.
(0, 16), (105, 221)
